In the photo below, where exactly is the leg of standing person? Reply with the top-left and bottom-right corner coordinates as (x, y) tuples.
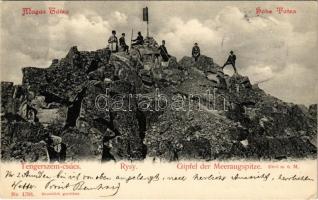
(126, 45), (129, 53)
(232, 62), (237, 73)
(222, 62), (228, 70)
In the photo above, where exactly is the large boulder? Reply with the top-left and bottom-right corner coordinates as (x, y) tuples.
(2, 141), (48, 162)
(179, 55), (216, 72)
(61, 127), (103, 161)
(1, 82), (26, 114)
(77, 80), (146, 161)
(144, 108), (244, 161)
(22, 46), (111, 103)
(1, 82), (15, 114)
(0, 121), (49, 162)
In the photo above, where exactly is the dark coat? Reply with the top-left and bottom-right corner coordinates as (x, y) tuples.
(192, 46), (200, 57)
(226, 54), (236, 64)
(132, 35), (144, 45)
(159, 45), (170, 61)
(119, 36), (127, 47)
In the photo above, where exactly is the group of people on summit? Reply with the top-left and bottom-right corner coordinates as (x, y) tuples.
(108, 30), (237, 73)
(107, 30), (171, 62)
(108, 30), (144, 54)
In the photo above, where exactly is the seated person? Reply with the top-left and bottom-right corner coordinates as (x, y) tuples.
(131, 31), (144, 46)
(119, 33), (129, 53)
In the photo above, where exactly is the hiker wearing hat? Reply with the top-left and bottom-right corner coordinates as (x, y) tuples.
(222, 50), (237, 73)
(108, 30), (118, 52)
(132, 31), (144, 46)
(192, 43), (200, 62)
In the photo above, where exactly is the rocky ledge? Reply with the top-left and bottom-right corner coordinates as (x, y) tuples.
(1, 37), (316, 162)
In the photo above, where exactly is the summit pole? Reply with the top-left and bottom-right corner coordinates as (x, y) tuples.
(130, 29), (133, 49)
(147, 20), (149, 38)
(143, 7), (149, 38)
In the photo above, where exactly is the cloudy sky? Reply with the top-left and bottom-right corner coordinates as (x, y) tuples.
(1, 1), (317, 105)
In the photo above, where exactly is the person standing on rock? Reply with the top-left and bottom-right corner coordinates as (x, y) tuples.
(192, 43), (200, 62)
(44, 132), (66, 162)
(108, 30), (118, 52)
(119, 33), (129, 54)
(159, 40), (170, 62)
(222, 50), (237, 73)
(131, 31), (144, 46)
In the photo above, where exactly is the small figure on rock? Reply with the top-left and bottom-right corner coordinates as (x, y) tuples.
(192, 43), (200, 62)
(222, 50), (237, 73)
(26, 105), (38, 123)
(108, 30), (118, 52)
(44, 133), (66, 162)
(102, 132), (116, 162)
(119, 33), (129, 54)
(19, 89), (39, 123)
(158, 40), (170, 62)
(132, 31), (144, 46)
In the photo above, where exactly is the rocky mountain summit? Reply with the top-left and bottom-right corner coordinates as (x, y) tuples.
(1, 37), (317, 162)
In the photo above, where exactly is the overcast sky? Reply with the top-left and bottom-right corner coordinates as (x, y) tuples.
(1, 1), (317, 105)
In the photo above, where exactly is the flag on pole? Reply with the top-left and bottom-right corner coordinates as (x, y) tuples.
(143, 7), (149, 22)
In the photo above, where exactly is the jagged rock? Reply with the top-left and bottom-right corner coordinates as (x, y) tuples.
(1, 38), (316, 161)
(0, 120), (48, 161)
(246, 136), (317, 159)
(253, 100), (316, 138)
(50, 59), (59, 67)
(309, 104), (317, 119)
(4, 122), (45, 143)
(2, 141), (48, 162)
(157, 68), (186, 87)
(109, 53), (146, 93)
(62, 127), (102, 161)
(1, 82), (26, 115)
(22, 47), (111, 103)
(179, 55), (215, 72)
(205, 69), (228, 89)
(144, 108), (243, 161)
(88, 64), (115, 81)
(206, 71), (219, 83)
(108, 80), (146, 160)
(77, 80), (146, 160)
(77, 81), (111, 134)
(22, 68), (47, 94)
(143, 37), (159, 47)
(25, 95), (67, 127)
(228, 73), (252, 91)
(37, 107), (67, 127)
(1, 82), (15, 114)
(167, 56), (181, 69)
(139, 69), (155, 90)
